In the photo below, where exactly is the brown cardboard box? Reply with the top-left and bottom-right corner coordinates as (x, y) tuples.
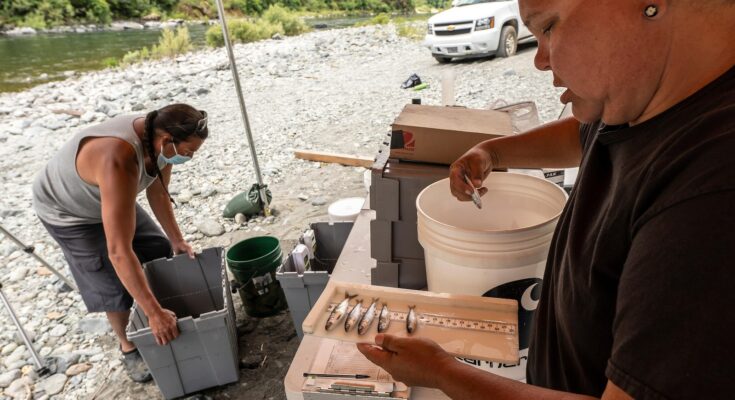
(390, 104), (514, 165)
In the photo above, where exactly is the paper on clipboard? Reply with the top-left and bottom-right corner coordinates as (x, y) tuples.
(302, 339), (409, 399)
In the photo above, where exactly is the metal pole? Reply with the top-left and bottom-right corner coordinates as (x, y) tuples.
(214, 0), (271, 216)
(0, 224), (77, 292)
(0, 283), (46, 372)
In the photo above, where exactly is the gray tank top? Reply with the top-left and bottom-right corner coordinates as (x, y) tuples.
(32, 114), (157, 226)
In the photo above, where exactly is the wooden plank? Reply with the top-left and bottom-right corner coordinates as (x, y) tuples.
(294, 149), (374, 168)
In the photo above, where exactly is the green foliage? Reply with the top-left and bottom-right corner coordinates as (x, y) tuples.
(206, 16), (290, 47)
(102, 56), (119, 68)
(106, 0), (146, 18)
(72, 0), (112, 23)
(1, 0), (169, 27)
(262, 5), (308, 36)
(174, 0), (215, 19)
(303, 0), (327, 11)
(121, 26), (189, 65)
(19, 0), (73, 27)
(234, 19), (283, 42)
(356, 12), (389, 26)
(121, 49), (145, 65)
(206, 23), (225, 46)
(151, 26), (192, 57)
(21, 12), (48, 29)
(397, 22), (422, 40)
(1, 0), (419, 30)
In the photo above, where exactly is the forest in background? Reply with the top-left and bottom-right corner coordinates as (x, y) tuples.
(0, 0), (444, 29)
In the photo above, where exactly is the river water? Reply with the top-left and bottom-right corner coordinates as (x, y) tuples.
(0, 16), (373, 93)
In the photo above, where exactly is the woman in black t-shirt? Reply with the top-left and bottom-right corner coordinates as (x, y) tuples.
(358, 1), (735, 399)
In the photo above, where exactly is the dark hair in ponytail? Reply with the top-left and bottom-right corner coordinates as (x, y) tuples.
(143, 103), (209, 205)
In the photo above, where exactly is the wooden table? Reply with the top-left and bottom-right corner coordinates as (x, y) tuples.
(283, 205), (450, 399)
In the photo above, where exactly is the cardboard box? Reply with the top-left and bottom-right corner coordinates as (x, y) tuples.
(390, 104), (514, 165)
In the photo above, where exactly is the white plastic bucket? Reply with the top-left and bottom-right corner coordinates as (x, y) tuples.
(328, 197), (365, 223)
(416, 172), (567, 380)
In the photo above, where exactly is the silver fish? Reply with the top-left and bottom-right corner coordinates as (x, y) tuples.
(358, 298), (379, 335)
(325, 293), (357, 331)
(377, 303), (390, 333)
(344, 299), (364, 332)
(406, 305), (417, 334)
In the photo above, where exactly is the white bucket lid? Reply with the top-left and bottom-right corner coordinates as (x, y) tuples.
(328, 197), (365, 223)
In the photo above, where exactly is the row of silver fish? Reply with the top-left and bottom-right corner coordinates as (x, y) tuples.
(325, 293), (417, 335)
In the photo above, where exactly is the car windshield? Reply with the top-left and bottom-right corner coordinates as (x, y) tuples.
(455, 0), (502, 7)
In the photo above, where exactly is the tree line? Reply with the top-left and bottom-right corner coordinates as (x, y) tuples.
(1, 0), (417, 29)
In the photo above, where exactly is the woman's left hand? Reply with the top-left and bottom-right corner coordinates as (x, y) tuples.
(357, 334), (457, 388)
(172, 240), (195, 259)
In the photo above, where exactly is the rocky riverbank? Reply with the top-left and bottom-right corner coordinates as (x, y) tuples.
(0, 24), (563, 399)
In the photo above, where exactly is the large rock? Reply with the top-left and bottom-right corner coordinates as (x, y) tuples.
(195, 219), (225, 237)
(4, 27), (37, 36)
(23, 126), (51, 138)
(47, 353), (81, 374)
(0, 370), (21, 388)
(4, 376), (33, 399)
(49, 324), (68, 337)
(41, 117), (67, 131)
(77, 318), (111, 335)
(80, 111), (96, 123)
(35, 373), (67, 396)
(8, 267), (28, 282)
(95, 102), (112, 115)
(65, 362), (92, 376)
(110, 21), (144, 31)
(160, 19), (184, 29)
(2, 342), (18, 356)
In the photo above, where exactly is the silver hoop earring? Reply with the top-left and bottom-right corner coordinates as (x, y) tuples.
(644, 5), (659, 18)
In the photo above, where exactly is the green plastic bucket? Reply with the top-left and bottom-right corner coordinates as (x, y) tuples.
(226, 236), (288, 317)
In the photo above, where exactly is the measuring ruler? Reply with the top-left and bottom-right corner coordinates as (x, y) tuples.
(326, 304), (517, 335)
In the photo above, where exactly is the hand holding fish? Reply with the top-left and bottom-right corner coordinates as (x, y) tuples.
(356, 334), (456, 388)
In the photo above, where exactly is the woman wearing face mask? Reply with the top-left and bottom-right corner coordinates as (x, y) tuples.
(32, 103), (208, 383)
(359, 0), (734, 399)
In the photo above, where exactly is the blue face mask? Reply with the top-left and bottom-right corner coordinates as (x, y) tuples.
(157, 142), (191, 168)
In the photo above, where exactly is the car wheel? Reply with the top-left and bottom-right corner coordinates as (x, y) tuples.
(497, 25), (518, 58)
(434, 55), (452, 64)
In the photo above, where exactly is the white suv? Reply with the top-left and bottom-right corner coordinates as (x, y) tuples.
(424, 0), (534, 63)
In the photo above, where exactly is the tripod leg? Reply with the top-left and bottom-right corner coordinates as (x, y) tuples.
(0, 225), (77, 292)
(0, 285), (47, 373)
(28, 251), (77, 292)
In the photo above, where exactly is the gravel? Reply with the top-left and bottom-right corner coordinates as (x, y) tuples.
(0, 24), (562, 399)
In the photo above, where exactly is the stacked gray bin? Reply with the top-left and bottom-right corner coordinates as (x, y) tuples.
(276, 222), (354, 338)
(126, 247), (239, 399)
(369, 147), (448, 289)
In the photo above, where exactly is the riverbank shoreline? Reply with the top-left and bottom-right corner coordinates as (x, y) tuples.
(1, 19), (209, 36)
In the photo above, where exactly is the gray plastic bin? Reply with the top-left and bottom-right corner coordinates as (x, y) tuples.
(126, 247), (239, 399)
(276, 222), (353, 338)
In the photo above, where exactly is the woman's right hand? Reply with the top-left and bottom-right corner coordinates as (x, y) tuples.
(148, 308), (179, 346)
(449, 145), (494, 201)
